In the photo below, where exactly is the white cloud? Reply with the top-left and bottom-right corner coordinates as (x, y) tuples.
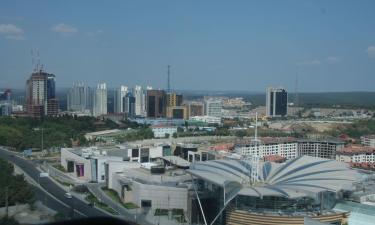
(366, 46), (375, 58)
(0, 24), (25, 40)
(51, 23), (78, 34)
(297, 59), (321, 66)
(5, 35), (25, 40)
(325, 56), (340, 64)
(0, 24), (23, 34)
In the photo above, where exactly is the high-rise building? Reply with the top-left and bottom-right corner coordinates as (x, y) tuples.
(114, 85), (128, 113)
(166, 93), (183, 107)
(204, 99), (222, 117)
(0, 89), (12, 116)
(0, 89), (11, 101)
(124, 92), (136, 118)
(187, 102), (204, 117)
(25, 70), (58, 118)
(166, 106), (189, 119)
(67, 82), (92, 113)
(266, 87), (288, 117)
(93, 83), (107, 116)
(133, 85), (146, 116)
(146, 90), (166, 118)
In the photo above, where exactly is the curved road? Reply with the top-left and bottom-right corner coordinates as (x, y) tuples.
(0, 147), (107, 218)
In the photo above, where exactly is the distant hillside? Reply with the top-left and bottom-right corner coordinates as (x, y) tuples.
(245, 92), (375, 109)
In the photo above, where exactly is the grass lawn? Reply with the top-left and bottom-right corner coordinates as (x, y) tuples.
(101, 187), (139, 209)
(52, 164), (67, 172)
(154, 209), (169, 216)
(85, 193), (118, 215)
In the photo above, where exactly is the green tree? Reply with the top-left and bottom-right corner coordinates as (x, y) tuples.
(0, 159), (34, 207)
(234, 130), (247, 139)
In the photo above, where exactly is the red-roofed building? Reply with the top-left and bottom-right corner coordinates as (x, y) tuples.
(336, 144), (375, 165)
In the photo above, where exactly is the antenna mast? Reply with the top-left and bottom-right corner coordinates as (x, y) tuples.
(167, 65), (171, 93)
(295, 69), (299, 107)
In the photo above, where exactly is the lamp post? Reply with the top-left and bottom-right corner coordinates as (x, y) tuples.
(33, 127), (44, 153)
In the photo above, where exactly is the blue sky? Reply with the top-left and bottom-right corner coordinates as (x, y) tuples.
(0, 0), (375, 92)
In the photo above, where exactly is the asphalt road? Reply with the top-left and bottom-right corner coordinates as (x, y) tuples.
(0, 147), (107, 218)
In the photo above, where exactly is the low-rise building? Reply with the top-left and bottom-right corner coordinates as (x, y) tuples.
(235, 137), (298, 159)
(336, 144), (375, 164)
(60, 147), (123, 182)
(235, 137), (344, 160)
(110, 164), (191, 218)
(189, 115), (221, 125)
(151, 124), (177, 138)
(361, 135), (375, 148)
(118, 143), (172, 163)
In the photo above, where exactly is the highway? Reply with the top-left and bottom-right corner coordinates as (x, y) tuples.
(0, 147), (108, 218)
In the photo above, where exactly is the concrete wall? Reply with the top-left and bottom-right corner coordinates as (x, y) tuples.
(60, 148), (92, 181)
(107, 161), (140, 189)
(131, 181), (188, 211)
(111, 173), (188, 212)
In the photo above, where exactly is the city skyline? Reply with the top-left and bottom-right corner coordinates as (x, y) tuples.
(1, 0), (375, 92)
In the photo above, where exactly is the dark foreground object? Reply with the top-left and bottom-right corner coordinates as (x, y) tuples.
(46, 217), (137, 225)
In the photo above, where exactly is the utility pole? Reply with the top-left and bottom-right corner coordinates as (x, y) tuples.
(41, 127), (44, 153)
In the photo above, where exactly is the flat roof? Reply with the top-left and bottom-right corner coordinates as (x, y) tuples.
(160, 156), (191, 168)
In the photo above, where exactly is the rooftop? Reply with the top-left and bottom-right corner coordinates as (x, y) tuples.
(337, 144), (375, 155)
(187, 156), (359, 199)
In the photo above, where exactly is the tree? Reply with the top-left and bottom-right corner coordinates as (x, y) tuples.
(234, 130), (247, 139)
(165, 133), (170, 138)
(173, 132), (178, 138)
(0, 159), (34, 207)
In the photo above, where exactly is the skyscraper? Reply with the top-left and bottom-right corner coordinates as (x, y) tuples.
(124, 92), (136, 118)
(266, 87), (288, 117)
(114, 85), (128, 113)
(93, 83), (107, 117)
(133, 85), (146, 116)
(25, 70), (58, 118)
(67, 82), (92, 113)
(146, 90), (166, 118)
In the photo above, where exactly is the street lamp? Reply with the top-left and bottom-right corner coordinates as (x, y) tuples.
(33, 127), (44, 153)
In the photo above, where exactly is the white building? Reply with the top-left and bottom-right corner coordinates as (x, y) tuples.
(114, 85), (128, 113)
(133, 85), (146, 116)
(236, 139), (298, 159)
(336, 145), (375, 163)
(93, 83), (107, 116)
(60, 147), (123, 183)
(235, 138), (344, 160)
(118, 143), (171, 163)
(151, 125), (177, 138)
(110, 167), (190, 213)
(67, 82), (92, 113)
(361, 135), (375, 148)
(204, 99), (222, 117)
(190, 115), (221, 125)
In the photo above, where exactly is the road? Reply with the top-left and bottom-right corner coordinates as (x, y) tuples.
(0, 147), (107, 218)
(86, 183), (152, 225)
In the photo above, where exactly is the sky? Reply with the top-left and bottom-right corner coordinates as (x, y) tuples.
(0, 0), (375, 92)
